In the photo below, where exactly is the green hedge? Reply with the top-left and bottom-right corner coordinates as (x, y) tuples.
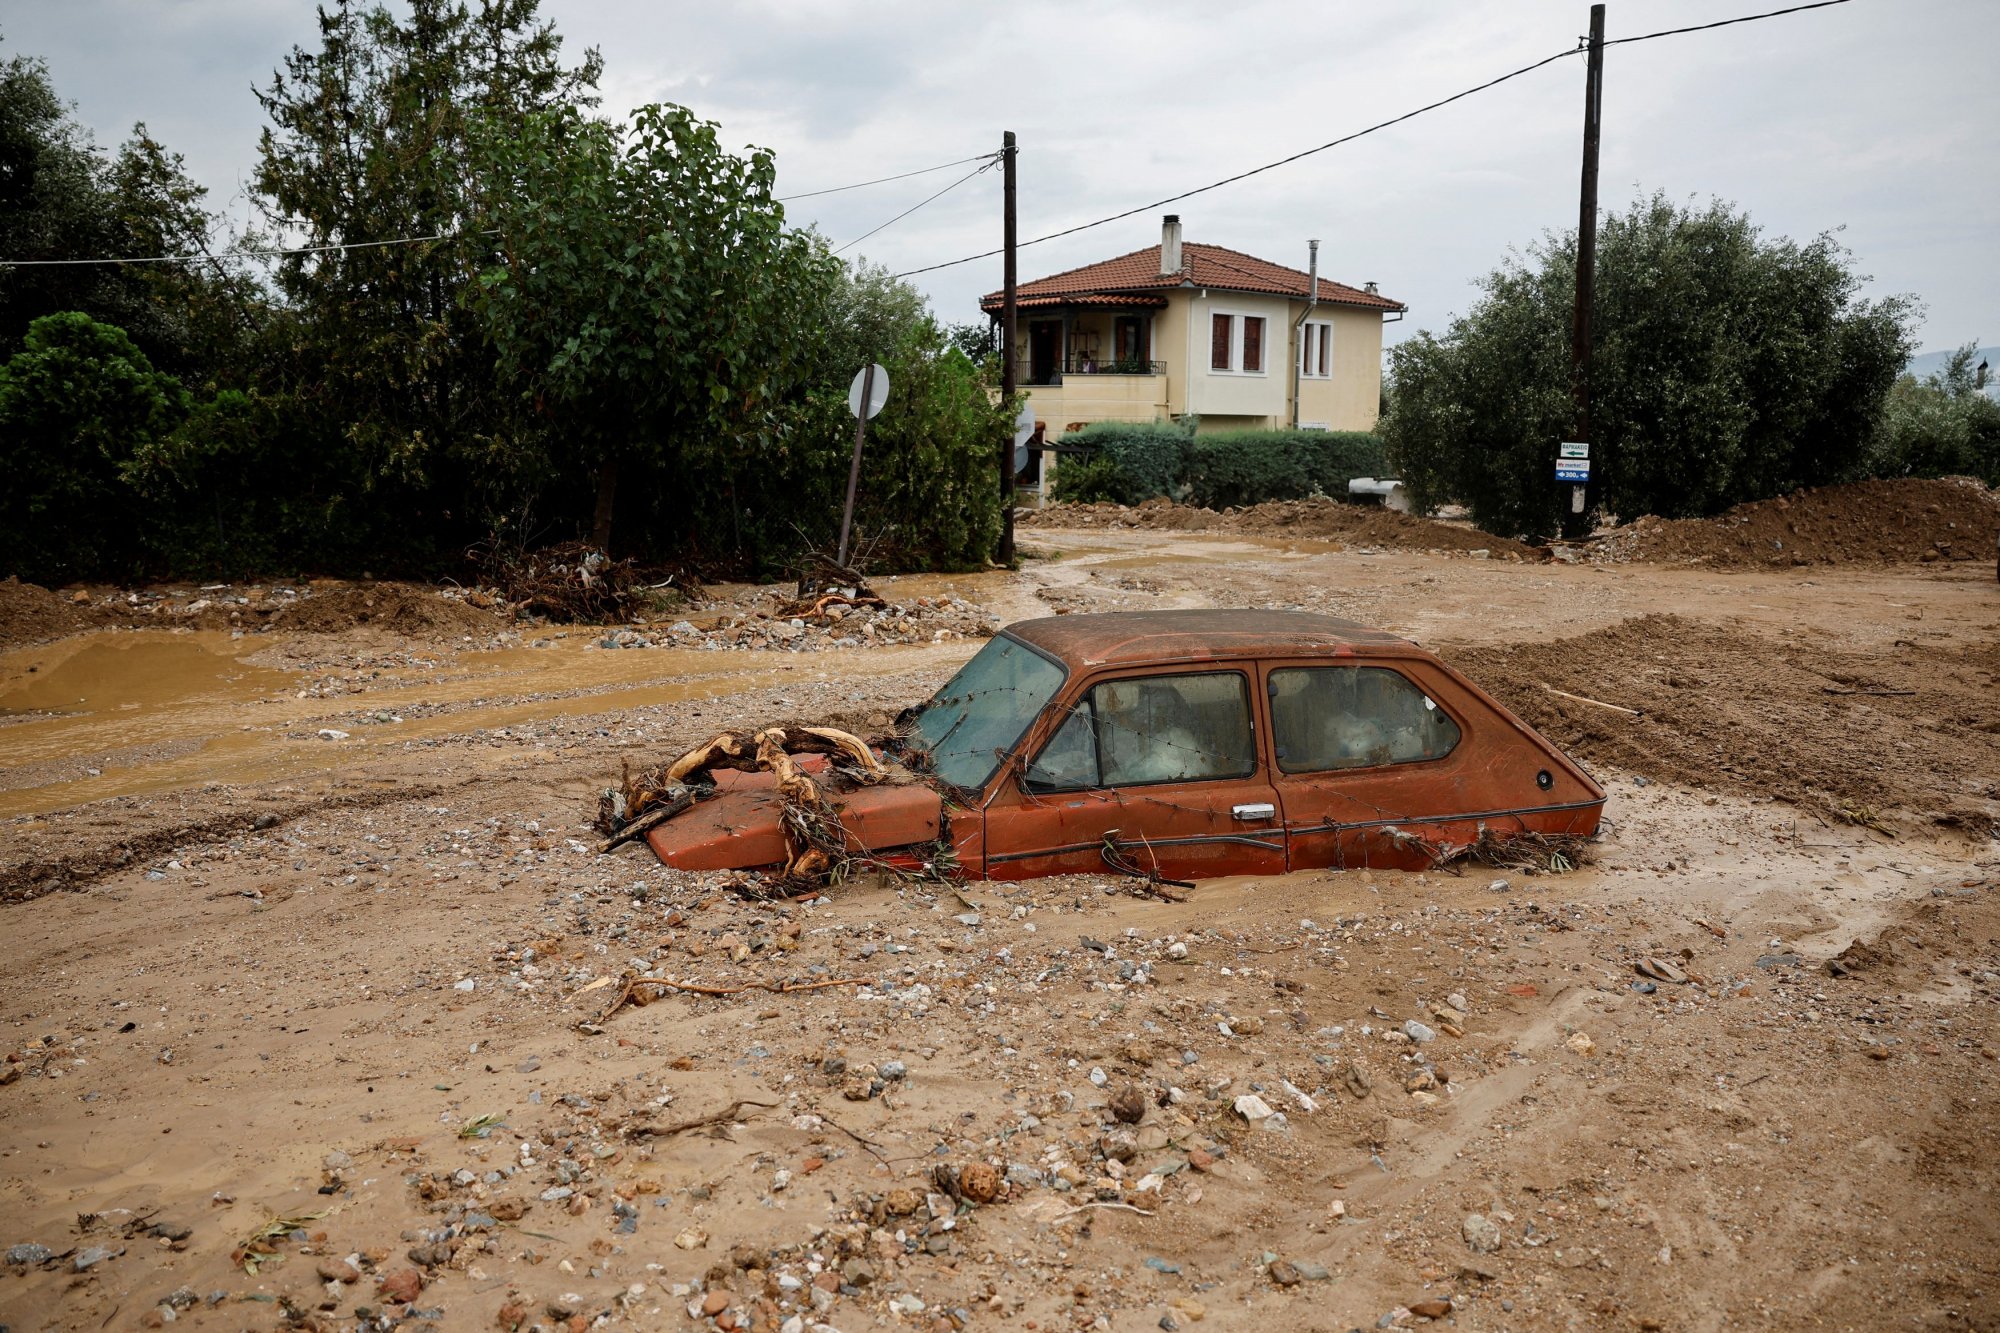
(1048, 420), (1194, 504)
(1183, 430), (1386, 509)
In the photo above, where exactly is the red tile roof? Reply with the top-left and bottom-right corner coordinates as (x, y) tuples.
(1011, 292), (1169, 310)
(981, 242), (1403, 313)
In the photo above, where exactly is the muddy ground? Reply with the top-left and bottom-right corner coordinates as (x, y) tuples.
(1, 527), (1997, 1333)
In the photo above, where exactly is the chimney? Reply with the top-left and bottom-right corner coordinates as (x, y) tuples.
(1363, 280), (1379, 294)
(1160, 214), (1183, 278)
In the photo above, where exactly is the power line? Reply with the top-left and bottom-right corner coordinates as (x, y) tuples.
(892, 46), (1583, 279)
(893, 0), (1859, 280)
(1, 150), (1008, 268)
(0, 229), (493, 268)
(834, 157), (999, 256)
(778, 151), (999, 202)
(1606, 0), (1852, 46)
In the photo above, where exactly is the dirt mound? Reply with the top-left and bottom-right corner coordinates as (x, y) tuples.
(1455, 613), (2000, 831)
(1596, 477), (2000, 567)
(264, 584), (508, 637)
(0, 578), (127, 651)
(1024, 496), (1540, 558)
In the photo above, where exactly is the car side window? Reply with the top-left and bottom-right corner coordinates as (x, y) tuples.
(1269, 666), (1461, 773)
(1025, 672), (1256, 791)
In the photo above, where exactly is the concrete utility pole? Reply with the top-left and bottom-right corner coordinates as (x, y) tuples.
(998, 130), (1018, 566)
(1563, 3), (1606, 541)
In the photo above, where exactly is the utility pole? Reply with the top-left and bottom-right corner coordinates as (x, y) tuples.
(998, 130), (1018, 566)
(1562, 2), (1605, 541)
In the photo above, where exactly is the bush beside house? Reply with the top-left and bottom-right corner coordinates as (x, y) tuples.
(1048, 420), (1385, 509)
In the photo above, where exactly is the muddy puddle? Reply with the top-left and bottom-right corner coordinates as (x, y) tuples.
(0, 630), (971, 818)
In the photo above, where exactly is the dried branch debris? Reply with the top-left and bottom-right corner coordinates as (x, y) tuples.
(595, 725), (910, 894)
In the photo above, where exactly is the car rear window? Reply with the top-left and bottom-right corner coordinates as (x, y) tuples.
(1269, 666), (1460, 772)
(1027, 671), (1255, 790)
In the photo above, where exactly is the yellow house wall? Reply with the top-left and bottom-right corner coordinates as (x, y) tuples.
(1293, 306), (1386, 431)
(1179, 290), (1291, 426)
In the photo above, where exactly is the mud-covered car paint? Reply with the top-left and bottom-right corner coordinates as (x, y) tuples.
(647, 610), (1605, 880)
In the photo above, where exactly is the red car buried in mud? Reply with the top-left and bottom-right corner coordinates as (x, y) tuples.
(644, 610), (1605, 882)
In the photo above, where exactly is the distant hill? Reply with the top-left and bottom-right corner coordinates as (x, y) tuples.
(1906, 344), (2000, 400)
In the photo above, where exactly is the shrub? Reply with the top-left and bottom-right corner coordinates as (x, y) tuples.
(1050, 420), (1193, 504)
(1184, 430), (1386, 509)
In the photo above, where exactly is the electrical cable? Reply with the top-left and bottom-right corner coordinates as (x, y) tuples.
(0, 150), (1004, 267)
(893, 0), (1860, 279)
(833, 157), (999, 256)
(1605, 0), (1853, 46)
(0, 229), (496, 268)
(892, 46), (1583, 278)
(777, 151), (999, 202)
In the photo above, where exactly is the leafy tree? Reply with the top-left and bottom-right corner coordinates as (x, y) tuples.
(0, 311), (187, 580)
(469, 102), (838, 554)
(1381, 193), (1915, 538)
(1866, 343), (2000, 485)
(945, 319), (999, 366)
(253, 0), (600, 504)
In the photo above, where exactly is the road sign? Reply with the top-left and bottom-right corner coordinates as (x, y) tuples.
(1559, 441), (1590, 459)
(846, 364), (889, 420)
(1012, 400), (1037, 474)
(1555, 461), (1590, 482)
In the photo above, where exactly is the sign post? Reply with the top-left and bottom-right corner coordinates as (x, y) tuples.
(837, 363), (889, 568)
(1556, 441), (1590, 515)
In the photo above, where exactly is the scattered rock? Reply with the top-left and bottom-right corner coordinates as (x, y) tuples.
(1109, 1084), (1148, 1124)
(377, 1268), (425, 1304)
(1233, 1093), (1275, 1122)
(1463, 1213), (1503, 1253)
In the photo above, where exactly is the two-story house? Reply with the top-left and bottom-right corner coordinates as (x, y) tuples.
(981, 215), (1405, 440)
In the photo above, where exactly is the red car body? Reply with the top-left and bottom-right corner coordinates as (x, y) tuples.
(648, 610), (1604, 881)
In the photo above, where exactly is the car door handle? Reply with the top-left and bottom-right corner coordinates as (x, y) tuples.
(1231, 803), (1276, 822)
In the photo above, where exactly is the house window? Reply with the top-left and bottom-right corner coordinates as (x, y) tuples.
(1300, 321), (1333, 379)
(1208, 309), (1270, 375)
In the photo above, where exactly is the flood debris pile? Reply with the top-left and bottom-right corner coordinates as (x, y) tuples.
(479, 541), (680, 623)
(592, 589), (997, 653)
(1023, 496), (1541, 558)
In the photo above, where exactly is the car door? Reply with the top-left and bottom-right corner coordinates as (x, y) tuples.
(981, 665), (1286, 881)
(1263, 658), (1480, 871)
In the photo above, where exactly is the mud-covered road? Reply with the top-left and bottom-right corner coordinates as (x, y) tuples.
(1, 530), (1996, 1333)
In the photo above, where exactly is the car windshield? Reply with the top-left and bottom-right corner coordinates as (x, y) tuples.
(909, 635), (1065, 792)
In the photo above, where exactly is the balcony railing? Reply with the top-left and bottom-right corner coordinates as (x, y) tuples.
(1023, 357), (1166, 385)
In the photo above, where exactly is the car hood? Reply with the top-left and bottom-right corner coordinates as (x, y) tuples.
(645, 767), (945, 872)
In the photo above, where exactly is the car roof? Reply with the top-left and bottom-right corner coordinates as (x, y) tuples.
(1004, 609), (1421, 670)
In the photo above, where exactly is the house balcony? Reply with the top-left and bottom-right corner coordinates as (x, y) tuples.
(1020, 365), (1170, 436)
(1025, 356), (1168, 387)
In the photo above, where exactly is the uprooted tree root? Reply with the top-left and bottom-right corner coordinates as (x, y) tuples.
(596, 723), (933, 894)
(471, 539), (683, 623)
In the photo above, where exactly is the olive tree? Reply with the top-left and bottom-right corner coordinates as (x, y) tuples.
(1382, 193), (1915, 539)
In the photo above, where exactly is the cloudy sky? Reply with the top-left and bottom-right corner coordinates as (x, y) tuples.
(8, 0), (1995, 353)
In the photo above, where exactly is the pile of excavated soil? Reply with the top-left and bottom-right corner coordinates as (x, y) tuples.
(1455, 613), (2000, 831)
(1024, 496), (1540, 558)
(262, 584), (509, 636)
(1595, 477), (2000, 567)
(0, 578), (127, 650)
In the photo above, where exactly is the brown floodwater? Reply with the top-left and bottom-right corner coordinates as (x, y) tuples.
(0, 630), (969, 818)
